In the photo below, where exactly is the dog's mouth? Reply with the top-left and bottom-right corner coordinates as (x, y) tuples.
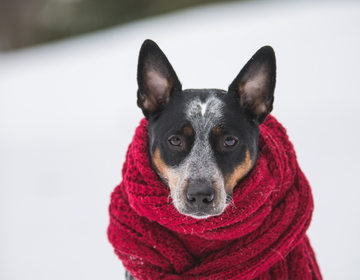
(174, 202), (227, 219)
(171, 189), (228, 219)
(179, 209), (223, 219)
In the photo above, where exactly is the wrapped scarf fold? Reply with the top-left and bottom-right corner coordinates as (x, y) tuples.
(108, 115), (322, 279)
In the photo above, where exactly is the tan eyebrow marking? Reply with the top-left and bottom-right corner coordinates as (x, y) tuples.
(183, 125), (193, 136)
(212, 124), (222, 135)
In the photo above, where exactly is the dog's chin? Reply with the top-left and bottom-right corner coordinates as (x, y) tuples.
(175, 204), (227, 219)
(183, 212), (218, 219)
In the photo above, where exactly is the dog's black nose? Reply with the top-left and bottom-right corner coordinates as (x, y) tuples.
(186, 184), (215, 210)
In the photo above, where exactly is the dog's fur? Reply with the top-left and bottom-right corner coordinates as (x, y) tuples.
(127, 39), (276, 279)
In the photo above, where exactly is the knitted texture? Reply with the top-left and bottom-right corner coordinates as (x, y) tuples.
(108, 115), (322, 279)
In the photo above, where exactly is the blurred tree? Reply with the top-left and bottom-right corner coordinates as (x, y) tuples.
(0, 0), (240, 51)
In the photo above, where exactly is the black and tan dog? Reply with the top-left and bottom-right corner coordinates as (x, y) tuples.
(137, 39), (275, 219)
(126, 39), (276, 279)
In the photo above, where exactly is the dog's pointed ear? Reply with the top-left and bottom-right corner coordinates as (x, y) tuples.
(229, 46), (276, 124)
(137, 39), (182, 119)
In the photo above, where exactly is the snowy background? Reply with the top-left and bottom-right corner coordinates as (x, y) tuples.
(1, 0), (360, 279)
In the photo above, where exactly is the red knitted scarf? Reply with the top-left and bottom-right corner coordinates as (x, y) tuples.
(108, 115), (322, 279)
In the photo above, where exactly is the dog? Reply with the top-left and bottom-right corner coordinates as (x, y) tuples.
(125, 39), (276, 279)
(137, 39), (275, 219)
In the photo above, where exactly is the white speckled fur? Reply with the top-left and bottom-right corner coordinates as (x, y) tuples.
(168, 94), (227, 218)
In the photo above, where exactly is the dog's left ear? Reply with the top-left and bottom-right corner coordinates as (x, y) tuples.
(229, 46), (276, 124)
(137, 39), (182, 119)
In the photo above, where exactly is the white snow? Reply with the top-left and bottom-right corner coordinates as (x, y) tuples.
(1, 0), (360, 279)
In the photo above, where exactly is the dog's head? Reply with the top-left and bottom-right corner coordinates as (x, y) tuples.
(137, 40), (276, 219)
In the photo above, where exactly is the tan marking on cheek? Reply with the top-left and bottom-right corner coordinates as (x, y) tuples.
(212, 124), (222, 135)
(183, 125), (193, 136)
(153, 148), (179, 192)
(225, 150), (253, 194)
(153, 148), (169, 179)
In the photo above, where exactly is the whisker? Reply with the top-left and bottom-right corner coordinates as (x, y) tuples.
(226, 195), (236, 208)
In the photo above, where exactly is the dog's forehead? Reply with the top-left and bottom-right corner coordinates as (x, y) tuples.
(185, 93), (224, 131)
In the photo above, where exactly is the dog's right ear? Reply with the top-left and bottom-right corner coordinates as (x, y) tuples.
(137, 40), (182, 119)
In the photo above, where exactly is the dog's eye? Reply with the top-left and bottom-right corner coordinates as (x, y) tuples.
(169, 136), (182, 146)
(224, 137), (237, 147)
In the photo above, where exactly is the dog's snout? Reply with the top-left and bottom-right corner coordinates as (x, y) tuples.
(186, 184), (215, 209)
